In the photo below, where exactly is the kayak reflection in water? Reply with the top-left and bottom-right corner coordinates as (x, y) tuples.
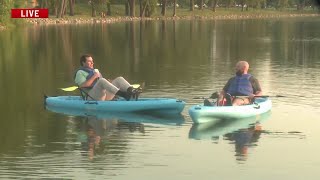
(78, 117), (145, 160)
(224, 123), (262, 162)
(204, 60), (262, 106)
(74, 54), (140, 101)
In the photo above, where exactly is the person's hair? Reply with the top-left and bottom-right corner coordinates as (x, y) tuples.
(236, 61), (249, 70)
(235, 60), (249, 76)
(80, 54), (92, 66)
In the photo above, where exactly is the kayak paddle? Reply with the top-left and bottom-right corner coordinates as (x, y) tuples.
(60, 84), (142, 92)
(193, 95), (286, 99)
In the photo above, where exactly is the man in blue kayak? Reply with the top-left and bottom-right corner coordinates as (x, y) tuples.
(220, 60), (262, 106)
(205, 61), (262, 106)
(74, 54), (138, 101)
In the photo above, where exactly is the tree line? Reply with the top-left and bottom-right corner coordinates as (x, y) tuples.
(1, 0), (319, 25)
(39, 0), (320, 17)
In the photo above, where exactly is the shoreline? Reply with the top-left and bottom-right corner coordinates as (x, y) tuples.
(27, 13), (320, 25)
(1, 13), (319, 29)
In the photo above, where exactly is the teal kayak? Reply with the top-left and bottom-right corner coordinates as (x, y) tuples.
(189, 97), (272, 124)
(46, 105), (185, 126)
(45, 96), (185, 115)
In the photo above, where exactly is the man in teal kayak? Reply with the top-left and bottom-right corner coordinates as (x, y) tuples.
(74, 54), (138, 101)
(205, 61), (262, 106)
(220, 60), (262, 106)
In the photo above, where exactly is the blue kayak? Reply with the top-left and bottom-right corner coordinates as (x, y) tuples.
(189, 97), (272, 124)
(45, 96), (185, 115)
(46, 105), (185, 125)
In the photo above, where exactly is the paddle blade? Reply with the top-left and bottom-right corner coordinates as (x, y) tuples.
(132, 82), (146, 89)
(60, 86), (78, 91)
(132, 84), (141, 89)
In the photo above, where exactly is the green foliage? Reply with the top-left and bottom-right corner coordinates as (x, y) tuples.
(148, 0), (158, 15)
(0, 0), (13, 25)
(52, 0), (320, 17)
(89, 0), (109, 15)
(0, 0), (26, 27)
(141, 0), (158, 16)
(93, 0), (109, 11)
(13, 0), (24, 8)
(278, 0), (289, 9)
(112, 0), (127, 4)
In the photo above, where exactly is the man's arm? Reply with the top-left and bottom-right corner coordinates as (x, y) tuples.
(219, 78), (233, 98)
(250, 77), (262, 96)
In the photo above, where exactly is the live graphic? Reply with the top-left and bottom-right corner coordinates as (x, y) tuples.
(11, 9), (48, 18)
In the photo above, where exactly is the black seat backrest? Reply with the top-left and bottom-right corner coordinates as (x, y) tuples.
(78, 87), (94, 100)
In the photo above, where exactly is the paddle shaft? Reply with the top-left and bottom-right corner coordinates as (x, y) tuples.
(61, 83), (141, 92)
(193, 95), (285, 99)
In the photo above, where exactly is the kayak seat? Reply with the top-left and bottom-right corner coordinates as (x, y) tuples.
(216, 93), (233, 106)
(204, 99), (214, 106)
(78, 87), (95, 100)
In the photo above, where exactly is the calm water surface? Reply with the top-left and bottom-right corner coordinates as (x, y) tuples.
(0, 17), (320, 179)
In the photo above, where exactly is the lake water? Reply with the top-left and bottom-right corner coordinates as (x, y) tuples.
(0, 17), (320, 179)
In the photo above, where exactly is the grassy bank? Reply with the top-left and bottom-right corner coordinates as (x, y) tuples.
(2, 3), (320, 29)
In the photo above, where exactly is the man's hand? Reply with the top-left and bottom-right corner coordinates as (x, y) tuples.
(93, 72), (100, 79)
(249, 94), (255, 99)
